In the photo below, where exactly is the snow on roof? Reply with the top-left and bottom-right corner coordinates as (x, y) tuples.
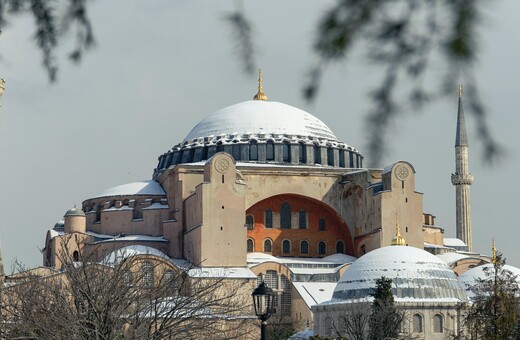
(293, 282), (337, 308)
(142, 202), (169, 210)
(288, 327), (314, 340)
(444, 238), (467, 247)
(169, 259), (257, 278)
(92, 234), (169, 244)
(247, 252), (355, 267)
(459, 263), (520, 298)
(103, 245), (169, 264)
(183, 100), (338, 142)
(436, 252), (470, 265)
(94, 180), (165, 199)
(333, 246), (467, 302)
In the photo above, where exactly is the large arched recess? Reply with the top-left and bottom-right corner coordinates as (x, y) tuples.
(246, 194), (354, 257)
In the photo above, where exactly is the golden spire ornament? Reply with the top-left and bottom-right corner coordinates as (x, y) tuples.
(253, 69), (268, 101)
(391, 216), (406, 246)
(491, 237), (497, 264)
(458, 84), (463, 97)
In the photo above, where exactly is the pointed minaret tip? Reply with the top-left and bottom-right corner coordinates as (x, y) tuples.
(253, 69), (268, 101)
(459, 84), (463, 97)
(455, 84), (468, 147)
(492, 237), (497, 264)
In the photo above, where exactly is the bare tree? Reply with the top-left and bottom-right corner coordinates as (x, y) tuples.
(1, 238), (256, 339)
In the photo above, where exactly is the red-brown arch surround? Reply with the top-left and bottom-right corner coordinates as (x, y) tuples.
(246, 194), (354, 257)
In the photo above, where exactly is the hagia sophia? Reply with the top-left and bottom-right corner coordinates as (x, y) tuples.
(3, 72), (517, 338)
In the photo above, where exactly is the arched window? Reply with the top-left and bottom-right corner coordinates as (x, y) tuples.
(265, 208), (273, 228)
(266, 141), (275, 161)
(327, 147), (334, 166)
(264, 239), (273, 253)
(300, 240), (309, 254)
(319, 218), (326, 231)
(336, 240), (345, 254)
(299, 209), (307, 229)
(245, 214), (254, 230)
(314, 144), (321, 164)
(318, 241), (327, 255)
(123, 271), (133, 286)
(339, 150), (345, 167)
(232, 143), (241, 160)
(299, 143), (307, 163)
(281, 203), (291, 229)
(216, 141), (224, 152)
(265, 270), (279, 289)
(282, 240), (291, 254)
(282, 142), (291, 162)
(164, 270), (175, 283)
(433, 314), (443, 333)
(133, 201), (143, 220)
(249, 141), (258, 161)
(72, 250), (79, 262)
(247, 239), (254, 252)
(142, 261), (154, 287)
(413, 314), (423, 333)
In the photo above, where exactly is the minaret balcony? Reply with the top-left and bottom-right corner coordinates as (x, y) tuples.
(451, 173), (474, 185)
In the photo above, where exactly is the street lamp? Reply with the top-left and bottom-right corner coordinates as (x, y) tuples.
(252, 281), (275, 340)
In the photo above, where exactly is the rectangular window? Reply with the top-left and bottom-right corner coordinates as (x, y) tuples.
(265, 209), (273, 228)
(319, 218), (326, 231)
(299, 209), (307, 229)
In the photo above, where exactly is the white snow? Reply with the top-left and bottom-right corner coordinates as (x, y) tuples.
(459, 263), (520, 298)
(142, 202), (169, 210)
(293, 282), (337, 308)
(94, 180), (166, 198)
(288, 327), (314, 340)
(444, 238), (467, 247)
(93, 234), (169, 244)
(103, 245), (170, 264)
(183, 100), (338, 142)
(436, 252), (470, 265)
(169, 259), (257, 278)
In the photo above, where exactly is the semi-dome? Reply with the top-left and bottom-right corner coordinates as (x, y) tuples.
(93, 180), (166, 199)
(184, 100), (338, 142)
(333, 246), (467, 302)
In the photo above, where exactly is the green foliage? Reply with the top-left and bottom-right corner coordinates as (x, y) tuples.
(305, 0), (500, 165)
(369, 276), (402, 340)
(462, 253), (520, 340)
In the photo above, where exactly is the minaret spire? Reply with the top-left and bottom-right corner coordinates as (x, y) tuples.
(491, 237), (497, 264)
(253, 69), (268, 101)
(451, 85), (474, 251)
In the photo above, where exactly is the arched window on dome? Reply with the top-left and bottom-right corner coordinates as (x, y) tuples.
(300, 240), (309, 255)
(264, 239), (273, 253)
(339, 149), (345, 167)
(314, 144), (321, 164)
(73, 250), (79, 262)
(327, 147), (334, 166)
(245, 215), (254, 230)
(266, 141), (275, 161)
(299, 143), (307, 164)
(282, 141), (291, 162)
(216, 141), (224, 153)
(281, 203), (291, 229)
(413, 314), (423, 333)
(247, 239), (254, 252)
(336, 240), (345, 254)
(282, 239), (291, 254)
(232, 143), (241, 160)
(349, 152), (354, 167)
(433, 314), (443, 333)
(318, 241), (327, 255)
(249, 141), (258, 161)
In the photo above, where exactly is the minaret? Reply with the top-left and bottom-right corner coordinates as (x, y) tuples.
(451, 85), (474, 251)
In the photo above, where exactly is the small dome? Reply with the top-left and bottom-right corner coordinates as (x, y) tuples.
(333, 246), (467, 302)
(183, 100), (338, 142)
(53, 220), (65, 230)
(459, 263), (520, 299)
(64, 207), (85, 217)
(94, 180), (166, 199)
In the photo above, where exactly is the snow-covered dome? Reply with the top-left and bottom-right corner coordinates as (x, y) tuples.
(103, 245), (169, 265)
(333, 246), (467, 302)
(184, 100), (338, 142)
(459, 263), (520, 298)
(64, 207), (85, 217)
(94, 180), (166, 199)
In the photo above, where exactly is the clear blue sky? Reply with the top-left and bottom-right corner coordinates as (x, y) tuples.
(0, 1), (518, 269)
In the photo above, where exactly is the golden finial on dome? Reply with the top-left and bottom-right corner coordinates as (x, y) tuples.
(491, 237), (497, 264)
(458, 84), (463, 98)
(253, 69), (268, 101)
(391, 215), (406, 246)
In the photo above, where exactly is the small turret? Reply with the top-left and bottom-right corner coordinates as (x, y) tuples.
(63, 206), (86, 234)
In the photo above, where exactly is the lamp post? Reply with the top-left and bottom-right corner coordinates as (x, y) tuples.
(252, 281), (275, 340)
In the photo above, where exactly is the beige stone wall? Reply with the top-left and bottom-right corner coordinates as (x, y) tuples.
(424, 226), (444, 246)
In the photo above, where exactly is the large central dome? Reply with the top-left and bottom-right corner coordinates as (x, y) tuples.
(184, 100), (337, 142)
(154, 98), (363, 177)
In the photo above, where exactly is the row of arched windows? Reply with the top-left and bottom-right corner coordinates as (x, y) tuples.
(155, 140), (363, 174)
(412, 313), (444, 333)
(246, 205), (327, 230)
(247, 238), (345, 255)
